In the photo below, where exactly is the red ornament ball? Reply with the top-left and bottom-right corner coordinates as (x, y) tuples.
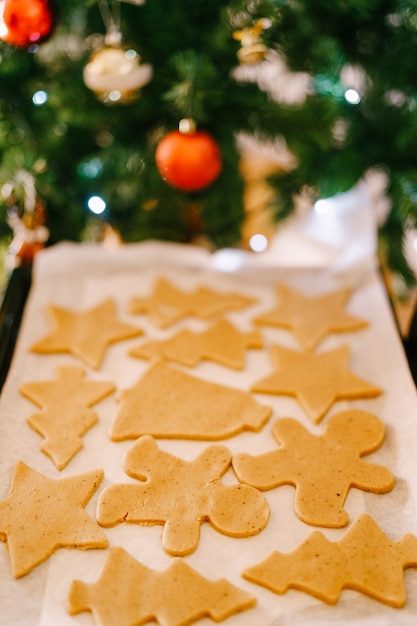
(155, 129), (222, 192)
(1, 0), (53, 47)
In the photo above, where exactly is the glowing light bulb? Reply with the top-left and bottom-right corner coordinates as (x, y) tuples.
(344, 88), (361, 105)
(79, 158), (103, 179)
(249, 233), (268, 252)
(32, 90), (48, 105)
(87, 195), (106, 214)
(314, 199), (331, 214)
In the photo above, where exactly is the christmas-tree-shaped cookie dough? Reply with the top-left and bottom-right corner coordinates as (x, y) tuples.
(129, 319), (263, 369)
(243, 513), (417, 608)
(97, 435), (270, 556)
(254, 284), (367, 350)
(129, 276), (256, 327)
(19, 366), (116, 470)
(233, 410), (394, 528)
(30, 299), (143, 369)
(68, 546), (256, 626)
(251, 344), (381, 423)
(0, 462), (107, 578)
(109, 360), (271, 441)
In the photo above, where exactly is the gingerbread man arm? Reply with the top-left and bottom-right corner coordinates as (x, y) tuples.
(233, 419), (311, 490)
(350, 459), (395, 492)
(232, 449), (291, 490)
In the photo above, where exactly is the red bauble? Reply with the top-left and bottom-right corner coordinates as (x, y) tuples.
(1, 0), (53, 47)
(155, 129), (222, 192)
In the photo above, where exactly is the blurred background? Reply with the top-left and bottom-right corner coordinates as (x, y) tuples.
(1, 0), (417, 315)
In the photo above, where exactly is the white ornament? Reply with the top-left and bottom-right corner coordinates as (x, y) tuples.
(83, 44), (152, 104)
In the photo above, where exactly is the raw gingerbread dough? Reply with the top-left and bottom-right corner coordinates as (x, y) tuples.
(68, 546), (256, 626)
(0, 462), (107, 578)
(129, 276), (256, 327)
(251, 344), (381, 423)
(233, 410), (394, 527)
(110, 360), (271, 441)
(30, 299), (143, 369)
(243, 514), (417, 608)
(97, 435), (270, 556)
(254, 284), (367, 350)
(129, 318), (263, 369)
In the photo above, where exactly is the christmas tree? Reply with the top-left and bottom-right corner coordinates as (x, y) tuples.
(0, 0), (417, 289)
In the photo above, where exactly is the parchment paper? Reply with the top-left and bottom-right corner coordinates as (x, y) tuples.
(1, 240), (417, 626)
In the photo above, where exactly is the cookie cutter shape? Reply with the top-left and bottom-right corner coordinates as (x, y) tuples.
(69, 546), (256, 626)
(129, 318), (263, 370)
(251, 344), (381, 424)
(97, 435), (270, 556)
(129, 276), (256, 328)
(0, 462), (107, 578)
(30, 299), (143, 369)
(254, 284), (367, 351)
(233, 410), (394, 527)
(20, 365), (115, 470)
(110, 360), (271, 441)
(242, 514), (417, 608)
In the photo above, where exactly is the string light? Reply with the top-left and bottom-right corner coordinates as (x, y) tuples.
(344, 88), (361, 104)
(87, 195), (106, 214)
(78, 158), (103, 179)
(32, 90), (48, 105)
(249, 233), (268, 252)
(314, 198), (331, 214)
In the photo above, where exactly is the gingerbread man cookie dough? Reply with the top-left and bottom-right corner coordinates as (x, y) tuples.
(97, 435), (270, 555)
(233, 410), (394, 527)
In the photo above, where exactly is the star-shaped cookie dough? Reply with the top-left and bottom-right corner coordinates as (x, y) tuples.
(254, 284), (367, 350)
(129, 276), (256, 328)
(251, 344), (381, 423)
(30, 299), (143, 369)
(129, 319), (263, 369)
(20, 366), (116, 470)
(69, 547), (256, 626)
(0, 462), (107, 577)
(243, 514), (417, 607)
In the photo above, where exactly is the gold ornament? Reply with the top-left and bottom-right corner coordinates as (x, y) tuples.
(83, 43), (152, 104)
(233, 18), (271, 65)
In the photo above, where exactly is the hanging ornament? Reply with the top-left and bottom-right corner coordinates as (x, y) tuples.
(83, 0), (152, 104)
(83, 43), (152, 104)
(233, 18), (271, 65)
(155, 119), (223, 193)
(0, 0), (53, 47)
